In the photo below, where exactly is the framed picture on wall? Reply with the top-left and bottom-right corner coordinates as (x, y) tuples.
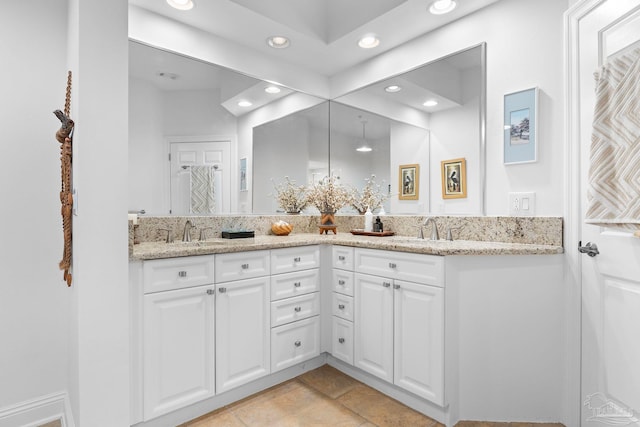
(239, 157), (247, 192)
(398, 164), (419, 200)
(504, 87), (538, 164)
(441, 158), (467, 199)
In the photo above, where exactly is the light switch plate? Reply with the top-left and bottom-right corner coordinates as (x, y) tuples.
(508, 192), (536, 216)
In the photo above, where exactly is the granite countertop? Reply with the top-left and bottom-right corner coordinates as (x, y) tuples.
(131, 233), (564, 261)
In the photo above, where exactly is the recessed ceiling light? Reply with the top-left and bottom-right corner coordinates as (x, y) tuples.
(423, 99), (439, 107)
(167, 0), (194, 11)
(385, 85), (402, 93)
(356, 146), (373, 152)
(429, 0), (456, 15)
(267, 36), (290, 49)
(358, 35), (380, 49)
(238, 100), (253, 107)
(264, 86), (281, 94)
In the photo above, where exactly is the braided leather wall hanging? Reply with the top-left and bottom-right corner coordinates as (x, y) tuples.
(54, 71), (74, 287)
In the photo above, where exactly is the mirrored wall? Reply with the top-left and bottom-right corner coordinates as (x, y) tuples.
(128, 40), (485, 216)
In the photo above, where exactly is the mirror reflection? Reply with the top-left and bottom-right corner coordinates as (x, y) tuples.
(129, 40), (485, 216)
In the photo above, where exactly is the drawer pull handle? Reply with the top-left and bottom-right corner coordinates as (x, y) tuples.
(338, 304), (345, 310)
(389, 262), (397, 268)
(382, 282), (391, 288)
(218, 287), (227, 293)
(338, 280), (345, 285)
(393, 284), (400, 290)
(206, 289), (215, 295)
(178, 271), (188, 278)
(294, 340), (301, 347)
(294, 306), (302, 312)
(338, 256), (346, 261)
(294, 257), (301, 262)
(294, 282), (301, 288)
(241, 263), (249, 270)
(338, 338), (345, 344)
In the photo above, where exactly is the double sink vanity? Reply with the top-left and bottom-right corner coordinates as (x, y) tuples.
(129, 215), (564, 427)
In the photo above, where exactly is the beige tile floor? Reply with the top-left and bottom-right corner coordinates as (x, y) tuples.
(181, 365), (565, 427)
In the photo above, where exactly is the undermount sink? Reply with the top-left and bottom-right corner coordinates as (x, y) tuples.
(169, 240), (228, 247)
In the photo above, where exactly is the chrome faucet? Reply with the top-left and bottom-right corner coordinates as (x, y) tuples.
(422, 217), (439, 240)
(199, 227), (212, 241)
(183, 220), (194, 242)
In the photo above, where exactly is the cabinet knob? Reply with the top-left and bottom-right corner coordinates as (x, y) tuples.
(294, 257), (301, 262)
(294, 340), (301, 347)
(241, 263), (249, 270)
(338, 255), (346, 261)
(206, 289), (215, 295)
(294, 306), (302, 312)
(218, 287), (227, 293)
(382, 282), (391, 288)
(178, 271), (188, 278)
(294, 282), (301, 288)
(338, 338), (345, 344)
(393, 284), (400, 290)
(338, 280), (345, 285)
(338, 304), (345, 310)
(388, 262), (397, 269)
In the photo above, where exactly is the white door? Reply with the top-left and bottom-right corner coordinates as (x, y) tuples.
(394, 280), (444, 406)
(170, 140), (231, 214)
(354, 273), (393, 382)
(572, 1), (640, 424)
(215, 277), (270, 393)
(143, 285), (215, 420)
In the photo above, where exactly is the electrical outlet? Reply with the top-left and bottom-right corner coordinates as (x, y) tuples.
(509, 192), (536, 216)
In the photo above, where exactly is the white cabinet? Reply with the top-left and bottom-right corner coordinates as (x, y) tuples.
(331, 246), (355, 365)
(215, 254), (271, 393)
(142, 255), (215, 421)
(270, 246), (320, 372)
(354, 248), (445, 406)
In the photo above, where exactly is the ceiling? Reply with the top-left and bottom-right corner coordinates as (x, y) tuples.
(129, 0), (500, 77)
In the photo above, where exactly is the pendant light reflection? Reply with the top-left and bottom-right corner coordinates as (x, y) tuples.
(356, 118), (373, 152)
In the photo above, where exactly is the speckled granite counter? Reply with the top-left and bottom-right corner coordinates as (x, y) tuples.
(131, 232), (563, 260)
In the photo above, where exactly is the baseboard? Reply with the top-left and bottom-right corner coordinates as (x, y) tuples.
(0, 391), (75, 427)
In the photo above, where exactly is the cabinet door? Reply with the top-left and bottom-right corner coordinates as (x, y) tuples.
(394, 280), (444, 405)
(354, 273), (393, 382)
(332, 316), (354, 365)
(216, 277), (270, 393)
(143, 285), (215, 420)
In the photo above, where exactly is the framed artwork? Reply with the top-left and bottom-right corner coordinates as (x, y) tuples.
(239, 157), (247, 192)
(398, 164), (419, 200)
(504, 87), (538, 164)
(441, 158), (467, 199)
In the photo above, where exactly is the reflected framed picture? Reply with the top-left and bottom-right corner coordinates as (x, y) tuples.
(504, 87), (538, 164)
(398, 164), (419, 200)
(239, 157), (247, 192)
(441, 158), (467, 199)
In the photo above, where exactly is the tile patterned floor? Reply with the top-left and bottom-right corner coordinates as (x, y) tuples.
(181, 364), (565, 427)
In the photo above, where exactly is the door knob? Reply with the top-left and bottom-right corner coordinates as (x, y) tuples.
(578, 241), (599, 257)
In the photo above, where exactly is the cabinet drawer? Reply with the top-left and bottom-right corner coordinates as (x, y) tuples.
(332, 269), (354, 296)
(215, 250), (270, 283)
(271, 292), (319, 327)
(143, 255), (214, 294)
(332, 293), (354, 322)
(332, 246), (354, 271)
(355, 248), (444, 287)
(271, 269), (319, 301)
(271, 316), (320, 373)
(332, 316), (354, 365)
(271, 246), (319, 275)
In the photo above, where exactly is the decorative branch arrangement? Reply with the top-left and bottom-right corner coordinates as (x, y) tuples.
(54, 71), (74, 287)
(351, 174), (388, 214)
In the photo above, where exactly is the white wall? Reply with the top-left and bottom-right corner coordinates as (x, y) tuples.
(0, 0), (70, 416)
(332, 0), (568, 216)
(389, 123), (430, 214)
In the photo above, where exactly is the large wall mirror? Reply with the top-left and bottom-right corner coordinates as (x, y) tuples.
(128, 40), (485, 216)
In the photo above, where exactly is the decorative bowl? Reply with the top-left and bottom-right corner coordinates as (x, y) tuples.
(271, 220), (293, 236)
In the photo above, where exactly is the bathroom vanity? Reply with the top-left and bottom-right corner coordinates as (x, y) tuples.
(129, 222), (564, 427)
